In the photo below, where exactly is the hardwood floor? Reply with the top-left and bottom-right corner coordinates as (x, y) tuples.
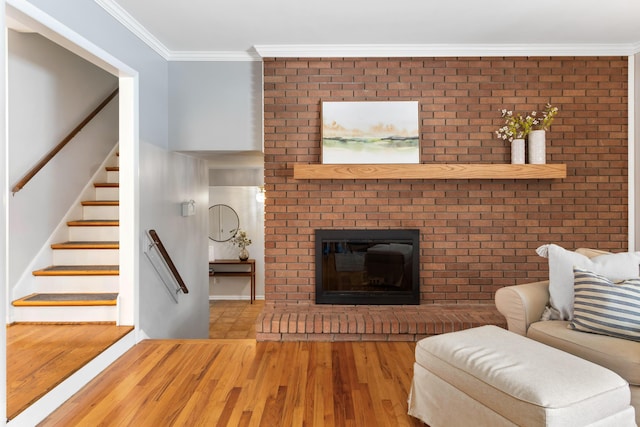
(6, 323), (133, 421)
(40, 339), (423, 426)
(10, 301), (425, 425)
(6, 301), (259, 421)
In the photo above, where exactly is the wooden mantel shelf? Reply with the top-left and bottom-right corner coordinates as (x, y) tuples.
(293, 163), (567, 180)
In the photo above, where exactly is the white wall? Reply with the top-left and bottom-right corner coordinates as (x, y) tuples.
(7, 29), (118, 287)
(169, 61), (263, 152)
(209, 186), (265, 300)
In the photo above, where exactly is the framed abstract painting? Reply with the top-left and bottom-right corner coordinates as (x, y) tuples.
(321, 101), (420, 164)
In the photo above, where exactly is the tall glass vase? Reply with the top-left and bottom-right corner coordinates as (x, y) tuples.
(511, 139), (525, 164)
(528, 130), (546, 164)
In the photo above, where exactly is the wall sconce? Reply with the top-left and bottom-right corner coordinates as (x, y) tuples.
(255, 186), (266, 203)
(181, 199), (196, 216)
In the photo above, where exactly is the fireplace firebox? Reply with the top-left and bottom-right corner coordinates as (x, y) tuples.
(315, 229), (420, 305)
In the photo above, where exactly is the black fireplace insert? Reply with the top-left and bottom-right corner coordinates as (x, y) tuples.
(315, 229), (420, 305)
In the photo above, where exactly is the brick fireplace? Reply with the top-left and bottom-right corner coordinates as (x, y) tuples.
(258, 56), (629, 341)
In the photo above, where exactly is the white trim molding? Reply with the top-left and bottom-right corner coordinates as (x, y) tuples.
(95, 0), (171, 60)
(254, 43), (640, 58)
(8, 0), (136, 76)
(169, 50), (260, 62)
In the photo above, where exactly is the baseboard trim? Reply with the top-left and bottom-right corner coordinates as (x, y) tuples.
(209, 295), (265, 301)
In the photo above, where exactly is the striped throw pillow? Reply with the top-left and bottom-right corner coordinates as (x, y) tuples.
(569, 267), (640, 342)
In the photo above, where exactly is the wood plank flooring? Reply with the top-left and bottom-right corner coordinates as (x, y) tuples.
(11, 301), (426, 425)
(6, 301), (259, 421)
(6, 323), (133, 420)
(40, 339), (424, 426)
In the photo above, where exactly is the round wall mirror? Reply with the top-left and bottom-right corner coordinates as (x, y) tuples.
(209, 204), (239, 242)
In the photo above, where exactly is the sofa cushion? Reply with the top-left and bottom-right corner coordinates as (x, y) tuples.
(536, 244), (640, 320)
(570, 267), (640, 342)
(527, 320), (640, 385)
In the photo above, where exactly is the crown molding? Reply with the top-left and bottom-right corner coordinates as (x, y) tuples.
(254, 43), (640, 58)
(95, 0), (170, 59)
(168, 50), (261, 62)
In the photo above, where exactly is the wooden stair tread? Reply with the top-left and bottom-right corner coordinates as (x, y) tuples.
(67, 220), (119, 227)
(13, 293), (118, 307)
(33, 265), (119, 276)
(105, 166), (119, 171)
(81, 200), (119, 206)
(51, 241), (119, 250)
(93, 183), (119, 188)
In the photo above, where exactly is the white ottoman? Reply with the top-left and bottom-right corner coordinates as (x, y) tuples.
(408, 325), (636, 426)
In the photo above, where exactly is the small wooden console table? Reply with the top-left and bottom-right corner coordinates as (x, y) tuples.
(209, 259), (256, 303)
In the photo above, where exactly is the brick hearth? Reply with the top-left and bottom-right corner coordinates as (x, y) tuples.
(256, 304), (506, 341)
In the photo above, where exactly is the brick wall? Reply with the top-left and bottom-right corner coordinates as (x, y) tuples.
(263, 56), (628, 305)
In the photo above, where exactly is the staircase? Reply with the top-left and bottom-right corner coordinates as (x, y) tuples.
(12, 152), (120, 323)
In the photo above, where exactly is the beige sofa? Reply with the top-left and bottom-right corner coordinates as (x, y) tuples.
(496, 279), (640, 425)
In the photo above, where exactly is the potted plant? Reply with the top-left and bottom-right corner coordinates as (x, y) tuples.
(496, 109), (538, 164)
(230, 229), (252, 261)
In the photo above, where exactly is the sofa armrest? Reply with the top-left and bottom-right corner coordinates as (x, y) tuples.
(495, 281), (550, 336)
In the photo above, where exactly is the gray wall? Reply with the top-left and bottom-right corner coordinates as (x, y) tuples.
(169, 61), (263, 152)
(140, 144), (209, 338)
(25, 0), (170, 150)
(8, 29), (118, 287)
(24, 0), (169, 148)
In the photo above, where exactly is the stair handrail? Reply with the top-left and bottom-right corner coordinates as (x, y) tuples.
(11, 87), (119, 195)
(146, 229), (190, 295)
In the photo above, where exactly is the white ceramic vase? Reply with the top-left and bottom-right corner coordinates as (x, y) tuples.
(528, 130), (546, 164)
(511, 139), (525, 164)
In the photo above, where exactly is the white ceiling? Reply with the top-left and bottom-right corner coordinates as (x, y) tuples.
(100, 0), (640, 59)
